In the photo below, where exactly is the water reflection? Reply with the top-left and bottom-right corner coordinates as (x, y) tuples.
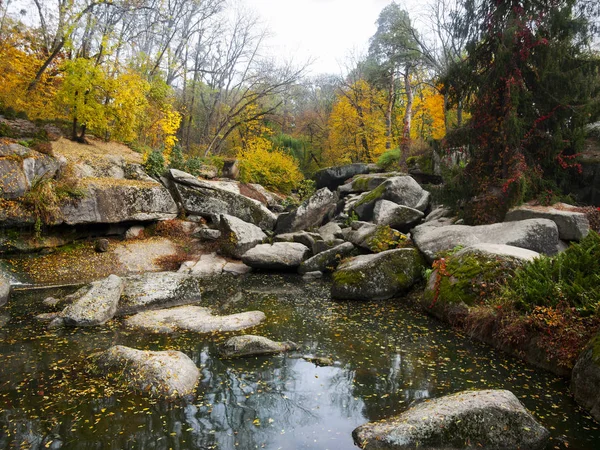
(0, 274), (599, 449)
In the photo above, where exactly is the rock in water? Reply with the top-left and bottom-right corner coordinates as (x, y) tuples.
(125, 305), (265, 333)
(412, 218), (560, 263)
(89, 345), (200, 398)
(61, 275), (124, 326)
(275, 188), (337, 234)
(219, 335), (298, 358)
(331, 248), (424, 301)
(352, 390), (550, 450)
(571, 334), (600, 422)
(218, 214), (266, 259)
(0, 271), (10, 307)
(242, 242), (311, 270)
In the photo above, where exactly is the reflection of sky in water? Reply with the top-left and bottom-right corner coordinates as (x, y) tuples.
(1, 273), (599, 449)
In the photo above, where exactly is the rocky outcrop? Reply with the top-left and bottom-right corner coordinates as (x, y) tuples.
(275, 188), (337, 234)
(0, 146), (59, 199)
(168, 169), (277, 230)
(352, 176), (430, 220)
(60, 179), (178, 225)
(505, 204), (589, 241)
(242, 242), (311, 270)
(217, 214), (266, 259)
(0, 270), (9, 307)
(298, 242), (355, 274)
(331, 248), (425, 300)
(352, 390), (549, 450)
(314, 163), (372, 190)
(571, 334), (600, 422)
(373, 200), (424, 231)
(59, 274), (124, 326)
(219, 335), (298, 358)
(412, 218), (560, 263)
(88, 345), (200, 398)
(117, 272), (203, 316)
(125, 305), (266, 333)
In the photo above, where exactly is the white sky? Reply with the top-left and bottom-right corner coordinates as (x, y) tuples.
(244, 0), (423, 76)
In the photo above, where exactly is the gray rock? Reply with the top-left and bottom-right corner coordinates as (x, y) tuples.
(312, 238), (346, 255)
(217, 214), (266, 259)
(223, 262), (252, 275)
(317, 222), (343, 242)
(353, 389), (549, 450)
(187, 253), (226, 276)
(197, 228), (222, 241)
(169, 169), (276, 230)
(343, 223), (407, 252)
(339, 172), (405, 195)
(352, 176), (430, 220)
(425, 206), (452, 222)
(412, 218), (560, 263)
(299, 242), (355, 274)
(331, 248), (425, 300)
(60, 275), (124, 326)
(0, 271), (10, 307)
(275, 188), (337, 233)
(571, 334), (600, 422)
(117, 272), (203, 316)
(125, 305), (266, 333)
(219, 335), (298, 358)
(0, 142), (29, 157)
(314, 163), (372, 190)
(505, 204), (589, 241)
(242, 242), (311, 270)
(454, 243), (541, 262)
(0, 158), (29, 199)
(274, 230), (322, 249)
(302, 271), (323, 280)
(373, 200), (424, 231)
(22, 153), (59, 186)
(89, 345), (200, 398)
(94, 238), (109, 253)
(60, 180), (178, 225)
(125, 225), (144, 239)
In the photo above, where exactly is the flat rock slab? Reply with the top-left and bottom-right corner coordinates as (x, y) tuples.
(412, 218), (560, 263)
(242, 242), (311, 270)
(353, 389), (549, 450)
(454, 243), (540, 262)
(219, 335), (298, 358)
(89, 345), (200, 398)
(61, 274), (124, 326)
(117, 272), (203, 316)
(505, 204), (589, 241)
(125, 305), (266, 333)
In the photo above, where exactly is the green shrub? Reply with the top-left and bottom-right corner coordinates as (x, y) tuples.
(296, 179), (316, 201)
(168, 145), (186, 171)
(143, 150), (165, 178)
(377, 148), (401, 170)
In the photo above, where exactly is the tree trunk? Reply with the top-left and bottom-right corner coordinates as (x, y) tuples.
(27, 40), (65, 92)
(457, 98), (463, 128)
(72, 117), (79, 141)
(443, 92), (449, 132)
(401, 69), (413, 157)
(385, 70), (395, 150)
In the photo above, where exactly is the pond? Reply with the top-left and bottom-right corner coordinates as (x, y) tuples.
(0, 273), (599, 449)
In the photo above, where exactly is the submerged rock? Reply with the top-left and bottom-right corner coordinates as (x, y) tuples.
(0, 271), (10, 307)
(117, 272), (203, 316)
(275, 188), (337, 234)
(352, 389), (549, 450)
(218, 214), (266, 259)
(412, 218), (560, 263)
(505, 204), (589, 241)
(219, 335), (298, 358)
(125, 305), (265, 333)
(298, 242), (355, 274)
(571, 334), (600, 422)
(332, 248), (424, 301)
(89, 345), (200, 398)
(242, 242), (311, 270)
(60, 274), (124, 326)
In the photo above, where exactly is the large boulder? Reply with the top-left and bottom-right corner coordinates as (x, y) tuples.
(218, 214), (266, 259)
(505, 204), (589, 241)
(338, 172), (405, 196)
(168, 169), (276, 230)
(275, 188), (337, 233)
(0, 158), (29, 199)
(60, 179), (178, 225)
(125, 305), (266, 333)
(117, 272), (203, 316)
(571, 334), (600, 422)
(352, 390), (549, 450)
(88, 345), (200, 398)
(373, 200), (424, 231)
(242, 242), (311, 270)
(299, 242), (355, 274)
(219, 335), (298, 358)
(0, 145), (59, 199)
(343, 222), (408, 252)
(352, 176), (430, 220)
(60, 274), (124, 326)
(412, 218), (560, 263)
(331, 248), (425, 300)
(317, 222), (343, 242)
(314, 163), (372, 190)
(0, 271), (10, 307)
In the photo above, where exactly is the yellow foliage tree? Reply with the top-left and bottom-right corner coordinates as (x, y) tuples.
(410, 85), (446, 140)
(326, 79), (387, 165)
(106, 70), (150, 143)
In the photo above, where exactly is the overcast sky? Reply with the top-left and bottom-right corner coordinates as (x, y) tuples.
(244, 0), (423, 76)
